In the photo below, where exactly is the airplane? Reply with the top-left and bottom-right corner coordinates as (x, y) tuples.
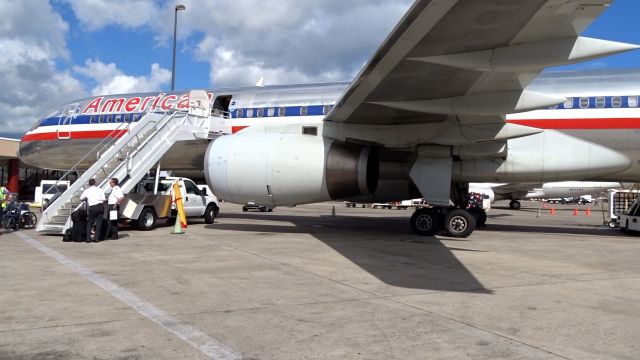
(470, 181), (621, 209)
(18, 0), (640, 238)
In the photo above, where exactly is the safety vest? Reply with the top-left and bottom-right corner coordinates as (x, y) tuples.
(0, 187), (6, 208)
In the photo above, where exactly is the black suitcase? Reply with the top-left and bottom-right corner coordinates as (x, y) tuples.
(70, 209), (88, 242)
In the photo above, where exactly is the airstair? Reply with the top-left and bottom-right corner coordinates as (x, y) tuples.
(36, 90), (228, 234)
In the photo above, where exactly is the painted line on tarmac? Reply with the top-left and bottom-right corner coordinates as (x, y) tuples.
(16, 232), (243, 360)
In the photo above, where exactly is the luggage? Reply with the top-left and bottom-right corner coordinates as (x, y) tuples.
(70, 209), (88, 242)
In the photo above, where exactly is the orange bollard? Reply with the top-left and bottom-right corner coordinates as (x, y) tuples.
(550, 207), (556, 215)
(585, 208), (591, 216)
(572, 208), (579, 216)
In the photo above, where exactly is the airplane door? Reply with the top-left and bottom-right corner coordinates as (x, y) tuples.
(57, 103), (80, 139)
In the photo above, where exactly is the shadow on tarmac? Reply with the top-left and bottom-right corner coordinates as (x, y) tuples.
(207, 213), (493, 294)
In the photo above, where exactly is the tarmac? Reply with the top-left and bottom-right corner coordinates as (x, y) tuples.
(1, 201), (638, 360)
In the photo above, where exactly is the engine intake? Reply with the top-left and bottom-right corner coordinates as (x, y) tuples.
(204, 133), (378, 206)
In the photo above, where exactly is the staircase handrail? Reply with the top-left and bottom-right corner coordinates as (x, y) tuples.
(38, 109), (177, 227)
(40, 120), (131, 205)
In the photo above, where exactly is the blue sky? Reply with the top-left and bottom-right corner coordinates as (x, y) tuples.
(1, 0), (639, 138)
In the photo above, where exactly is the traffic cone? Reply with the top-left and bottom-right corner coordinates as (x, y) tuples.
(572, 208), (579, 216)
(585, 208), (591, 216)
(171, 217), (185, 234)
(331, 205), (336, 217)
(543, 202), (547, 209)
(550, 207), (556, 215)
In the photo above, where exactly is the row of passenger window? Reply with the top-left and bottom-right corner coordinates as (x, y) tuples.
(236, 104), (334, 118)
(88, 113), (142, 124)
(556, 96), (639, 109)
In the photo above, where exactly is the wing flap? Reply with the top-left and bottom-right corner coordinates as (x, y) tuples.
(326, 0), (628, 129)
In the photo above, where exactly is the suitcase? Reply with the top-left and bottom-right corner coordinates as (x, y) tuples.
(70, 209), (88, 242)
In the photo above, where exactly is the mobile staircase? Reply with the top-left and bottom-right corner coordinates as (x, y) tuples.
(36, 90), (228, 234)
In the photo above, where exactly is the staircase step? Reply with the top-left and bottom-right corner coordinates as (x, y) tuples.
(51, 215), (70, 224)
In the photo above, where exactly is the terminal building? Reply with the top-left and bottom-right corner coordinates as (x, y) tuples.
(0, 137), (62, 201)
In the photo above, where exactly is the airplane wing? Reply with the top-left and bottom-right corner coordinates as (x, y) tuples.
(326, 0), (630, 127)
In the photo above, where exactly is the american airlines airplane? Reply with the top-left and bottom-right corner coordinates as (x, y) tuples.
(18, 0), (640, 237)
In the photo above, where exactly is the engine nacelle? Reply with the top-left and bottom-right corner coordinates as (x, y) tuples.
(204, 133), (378, 206)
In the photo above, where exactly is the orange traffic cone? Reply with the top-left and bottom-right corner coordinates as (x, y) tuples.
(585, 208), (591, 216)
(572, 208), (579, 216)
(550, 207), (556, 215)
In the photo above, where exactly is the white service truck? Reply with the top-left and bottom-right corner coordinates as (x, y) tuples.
(619, 196), (640, 234)
(124, 177), (219, 230)
(35, 180), (70, 207)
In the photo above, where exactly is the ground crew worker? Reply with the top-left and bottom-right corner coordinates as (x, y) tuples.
(80, 178), (105, 243)
(0, 184), (10, 209)
(106, 178), (124, 240)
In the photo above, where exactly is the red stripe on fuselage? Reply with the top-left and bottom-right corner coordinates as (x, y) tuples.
(21, 130), (128, 142)
(232, 126), (248, 133)
(507, 118), (640, 129)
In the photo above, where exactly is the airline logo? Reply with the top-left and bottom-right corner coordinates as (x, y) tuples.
(82, 92), (214, 114)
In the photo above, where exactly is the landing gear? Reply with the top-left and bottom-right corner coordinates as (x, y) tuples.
(509, 200), (521, 210)
(467, 207), (487, 227)
(410, 207), (477, 238)
(410, 208), (440, 236)
(443, 209), (476, 238)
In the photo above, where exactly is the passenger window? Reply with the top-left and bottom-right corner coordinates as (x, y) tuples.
(302, 126), (317, 136)
(257, 108), (264, 117)
(628, 96), (638, 108)
(236, 109), (244, 118)
(132, 114), (139, 121)
(124, 114), (130, 122)
(323, 105), (331, 115)
(579, 97), (590, 109)
(184, 180), (199, 195)
(115, 114), (122, 122)
(267, 108), (275, 117)
(247, 109), (254, 118)
(612, 97), (622, 108)
(278, 107), (286, 117)
(89, 116), (95, 124)
(595, 97), (605, 108)
(563, 98), (574, 109)
(98, 115), (103, 123)
(300, 106), (308, 116)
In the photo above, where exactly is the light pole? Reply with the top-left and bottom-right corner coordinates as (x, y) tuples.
(171, 4), (186, 91)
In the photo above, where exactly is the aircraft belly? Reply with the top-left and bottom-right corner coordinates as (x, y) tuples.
(20, 139), (209, 171)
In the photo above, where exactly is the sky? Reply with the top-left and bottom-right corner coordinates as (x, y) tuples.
(0, 0), (639, 138)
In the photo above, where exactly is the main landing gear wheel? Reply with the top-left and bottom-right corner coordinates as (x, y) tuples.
(443, 209), (476, 238)
(410, 208), (440, 236)
(467, 208), (487, 227)
(509, 200), (521, 210)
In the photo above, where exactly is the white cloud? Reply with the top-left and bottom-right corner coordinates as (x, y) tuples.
(62, 0), (157, 30)
(64, 0), (414, 87)
(74, 59), (170, 95)
(0, 0), (84, 134)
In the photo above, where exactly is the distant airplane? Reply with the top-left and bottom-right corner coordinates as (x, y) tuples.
(470, 182), (621, 209)
(18, 1), (640, 237)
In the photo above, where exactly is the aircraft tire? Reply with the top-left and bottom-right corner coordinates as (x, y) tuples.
(410, 208), (440, 236)
(468, 208), (487, 227)
(443, 209), (476, 238)
(509, 200), (521, 210)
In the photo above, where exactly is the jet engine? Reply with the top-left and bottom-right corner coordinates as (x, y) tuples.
(204, 133), (379, 206)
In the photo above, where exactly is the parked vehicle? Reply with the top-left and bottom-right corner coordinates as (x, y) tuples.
(127, 177), (220, 230)
(619, 196), (640, 234)
(242, 202), (273, 212)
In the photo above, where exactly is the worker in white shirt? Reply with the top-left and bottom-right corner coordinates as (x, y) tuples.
(79, 178), (106, 243)
(106, 177), (124, 240)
